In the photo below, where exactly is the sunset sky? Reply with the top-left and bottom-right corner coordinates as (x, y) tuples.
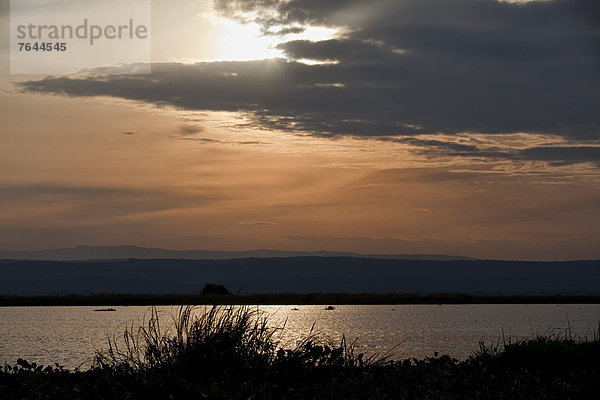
(0, 0), (599, 260)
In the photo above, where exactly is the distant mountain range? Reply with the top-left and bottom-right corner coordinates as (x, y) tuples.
(0, 245), (475, 261)
(0, 257), (598, 296)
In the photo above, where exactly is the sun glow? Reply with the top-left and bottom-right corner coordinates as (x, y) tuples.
(204, 14), (342, 62)
(212, 18), (280, 61)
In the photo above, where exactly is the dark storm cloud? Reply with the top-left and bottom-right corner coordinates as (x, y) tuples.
(276, 39), (401, 64)
(519, 146), (600, 165)
(213, 0), (357, 32)
(20, 0), (600, 163)
(386, 136), (600, 166)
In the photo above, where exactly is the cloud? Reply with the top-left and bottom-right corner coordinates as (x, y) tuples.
(176, 137), (223, 144)
(20, 0), (600, 162)
(237, 141), (264, 145)
(519, 146), (600, 165)
(0, 184), (224, 221)
(0, 184), (144, 200)
(212, 0), (351, 33)
(238, 220), (277, 225)
(179, 125), (203, 134)
(275, 38), (399, 64)
(384, 136), (600, 165)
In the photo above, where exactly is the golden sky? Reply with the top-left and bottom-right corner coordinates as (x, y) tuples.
(0, 0), (599, 260)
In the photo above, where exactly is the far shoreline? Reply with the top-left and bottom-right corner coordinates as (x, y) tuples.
(1, 293), (599, 307)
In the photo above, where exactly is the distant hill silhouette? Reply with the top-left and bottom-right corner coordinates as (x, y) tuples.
(0, 257), (598, 296)
(0, 245), (474, 261)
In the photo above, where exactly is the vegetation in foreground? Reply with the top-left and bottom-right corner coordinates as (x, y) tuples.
(1, 306), (598, 399)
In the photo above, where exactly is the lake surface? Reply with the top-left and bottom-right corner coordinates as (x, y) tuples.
(1, 304), (598, 369)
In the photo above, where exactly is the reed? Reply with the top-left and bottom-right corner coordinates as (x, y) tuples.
(94, 305), (391, 373)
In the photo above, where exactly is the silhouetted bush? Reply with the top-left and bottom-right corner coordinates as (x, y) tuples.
(201, 283), (231, 296)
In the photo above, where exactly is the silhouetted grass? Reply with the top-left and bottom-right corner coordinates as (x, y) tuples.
(1, 306), (598, 399)
(95, 306), (388, 372)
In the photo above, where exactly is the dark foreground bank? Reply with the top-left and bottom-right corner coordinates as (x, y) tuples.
(2, 293), (600, 306)
(1, 306), (598, 400)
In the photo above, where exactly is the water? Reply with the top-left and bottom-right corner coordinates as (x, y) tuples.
(1, 304), (598, 369)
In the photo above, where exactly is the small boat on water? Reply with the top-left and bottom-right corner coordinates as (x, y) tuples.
(94, 308), (116, 312)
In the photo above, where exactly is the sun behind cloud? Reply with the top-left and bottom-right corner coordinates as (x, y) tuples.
(203, 12), (342, 62)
